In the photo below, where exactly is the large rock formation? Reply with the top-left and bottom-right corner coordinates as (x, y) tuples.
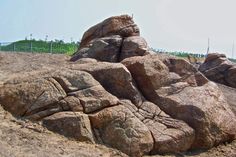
(79, 15), (140, 48)
(71, 15), (149, 62)
(122, 55), (236, 149)
(199, 53), (236, 88)
(0, 15), (236, 157)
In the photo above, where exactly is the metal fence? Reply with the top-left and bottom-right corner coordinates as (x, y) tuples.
(0, 41), (78, 54)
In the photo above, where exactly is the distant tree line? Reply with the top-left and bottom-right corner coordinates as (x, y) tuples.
(150, 48), (206, 58)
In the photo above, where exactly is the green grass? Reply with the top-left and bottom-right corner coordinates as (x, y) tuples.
(1, 40), (78, 55)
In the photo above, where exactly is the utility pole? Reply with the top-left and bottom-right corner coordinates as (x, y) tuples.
(30, 34), (33, 40)
(50, 41), (53, 53)
(206, 38), (210, 56)
(232, 41), (234, 59)
(13, 43), (16, 51)
(45, 35), (48, 42)
(207, 38), (210, 54)
(30, 41), (33, 52)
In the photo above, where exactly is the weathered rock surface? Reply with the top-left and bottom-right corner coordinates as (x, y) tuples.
(89, 105), (154, 157)
(120, 100), (195, 154)
(79, 15), (139, 48)
(157, 81), (236, 149)
(122, 55), (170, 101)
(120, 36), (148, 61)
(69, 61), (144, 106)
(199, 53), (236, 88)
(69, 85), (119, 113)
(51, 69), (100, 93)
(218, 83), (236, 115)
(0, 77), (66, 119)
(123, 55), (236, 149)
(58, 96), (84, 112)
(71, 35), (123, 62)
(0, 69), (119, 119)
(43, 112), (95, 143)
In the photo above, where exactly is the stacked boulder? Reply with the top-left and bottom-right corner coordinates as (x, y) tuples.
(0, 15), (236, 157)
(199, 53), (236, 88)
(70, 15), (149, 62)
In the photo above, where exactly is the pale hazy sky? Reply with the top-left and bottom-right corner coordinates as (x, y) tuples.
(1, 0), (236, 57)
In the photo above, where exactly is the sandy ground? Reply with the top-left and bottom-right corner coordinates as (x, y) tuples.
(0, 51), (235, 157)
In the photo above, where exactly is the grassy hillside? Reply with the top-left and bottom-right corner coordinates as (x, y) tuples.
(1, 40), (78, 55)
